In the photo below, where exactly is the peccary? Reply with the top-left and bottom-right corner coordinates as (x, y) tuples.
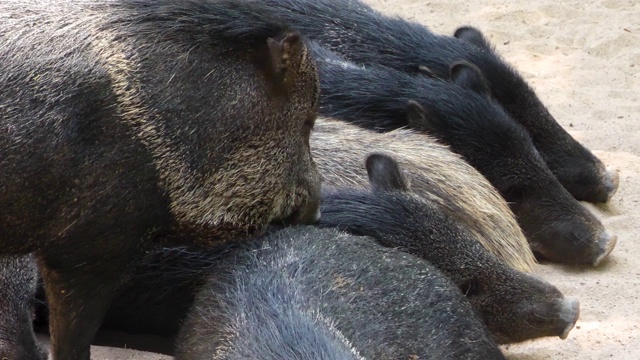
(317, 154), (581, 344)
(311, 44), (616, 267)
(23, 154), (540, 352)
(311, 117), (535, 272)
(23, 135), (532, 352)
(18, 155), (575, 354)
(174, 226), (505, 360)
(0, 256), (47, 360)
(259, 0), (619, 204)
(111, 154), (579, 345)
(0, 1), (320, 359)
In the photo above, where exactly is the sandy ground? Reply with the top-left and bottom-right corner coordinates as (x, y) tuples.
(57, 0), (638, 359)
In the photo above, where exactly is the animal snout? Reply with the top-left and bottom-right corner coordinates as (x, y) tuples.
(592, 231), (618, 267)
(295, 199), (321, 224)
(603, 168), (620, 202)
(558, 297), (580, 340)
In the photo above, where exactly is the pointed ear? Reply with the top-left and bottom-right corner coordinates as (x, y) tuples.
(454, 26), (492, 51)
(449, 61), (491, 97)
(365, 153), (408, 193)
(266, 32), (303, 86)
(406, 100), (439, 133)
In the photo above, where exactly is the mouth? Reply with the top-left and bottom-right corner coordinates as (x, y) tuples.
(271, 205), (321, 227)
(309, 207), (322, 222)
(559, 324), (573, 340)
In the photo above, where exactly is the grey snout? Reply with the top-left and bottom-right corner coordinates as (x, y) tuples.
(558, 297), (580, 340)
(603, 168), (620, 202)
(295, 201), (321, 225)
(592, 231), (618, 267)
(312, 208), (321, 222)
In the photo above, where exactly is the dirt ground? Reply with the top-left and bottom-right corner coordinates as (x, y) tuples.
(65, 0), (639, 358)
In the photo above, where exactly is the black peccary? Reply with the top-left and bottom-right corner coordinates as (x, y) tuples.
(22, 131), (532, 353)
(24, 155), (571, 353)
(0, 1), (321, 359)
(174, 226), (505, 360)
(0, 256), (48, 360)
(259, 0), (619, 204)
(317, 154), (581, 344)
(28, 199), (506, 357)
(311, 44), (616, 267)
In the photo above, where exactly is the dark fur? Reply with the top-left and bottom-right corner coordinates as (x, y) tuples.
(27, 155), (510, 357)
(318, 154), (581, 344)
(174, 226), (505, 360)
(22, 155), (572, 354)
(0, 256), (48, 360)
(311, 44), (614, 266)
(107, 155), (577, 345)
(259, 0), (617, 203)
(0, 1), (320, 359)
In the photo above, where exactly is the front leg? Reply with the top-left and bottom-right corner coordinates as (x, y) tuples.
(39, 247), (136, 360)
(0, 255), (48, 360)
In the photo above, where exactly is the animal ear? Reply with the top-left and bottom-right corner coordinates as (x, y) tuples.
(266, 32), (303, 86)
(406, 100), (439, 133)
(449, 61), (491, 97)
(454, 26), (492, 51)
(365, 153), (408, 193)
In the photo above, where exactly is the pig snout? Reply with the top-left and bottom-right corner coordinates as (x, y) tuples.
(295, 198), (321, 225)
(591, 167), (620, 203)
(280, 197), (321, 226)
(602, 168), (620, 203)
(592, 231), (618, 267)
(557, 297), (580, 340)
(307, 207), (322, 223)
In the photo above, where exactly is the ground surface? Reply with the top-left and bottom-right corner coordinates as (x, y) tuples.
(52, 0), (639, 358)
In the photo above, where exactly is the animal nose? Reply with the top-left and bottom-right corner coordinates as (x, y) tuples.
(591, 231), (617, 267)
(558, 297), (580, 339)
(603, 168), (619, 202)
(296, 204), (321, 225)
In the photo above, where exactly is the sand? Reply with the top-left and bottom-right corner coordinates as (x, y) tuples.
(48, 0), (639, 359)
